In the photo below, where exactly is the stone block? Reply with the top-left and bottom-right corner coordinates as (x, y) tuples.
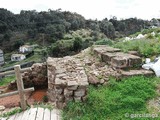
(67, 81), (78, 86)
(121, 69), (154, 77)
(101, 52), (116, 63)
(67, 85), (78, 90)
(55, 87), (63, 95)
(128, 55), (142, 67)
(56, 95), (65, 102)
(47, 90), (56, 102)
(56, 73), (67, 78)
(64, 89), (73, 97)
(82, 96), (87, 102)
(88, 74), (100, 85)
(48, 83), (54, 89)
(55, 69), (66, 74)
(93, 46), (121, 55)
(76, 67), (84, 70)
(65, 96), (73, 102)
(111, 56), (128, 68)
(74, 97), (82, 101)
(55, 78), (67, 85)
(79, 81), (89, 86)
(74, 89), (86, 97)
(128, 51), (139, 56)
(56, 102), (65, 109)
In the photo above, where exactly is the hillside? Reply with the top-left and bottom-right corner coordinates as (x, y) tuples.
(0, 8), (158, 54)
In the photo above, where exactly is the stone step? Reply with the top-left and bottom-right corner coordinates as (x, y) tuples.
(101, 52), (142, 68)
(111, 54), (142, 68)
(92, 45), (142, 69)
(120, 69), (154, 77)
(93, 45), (121, 58)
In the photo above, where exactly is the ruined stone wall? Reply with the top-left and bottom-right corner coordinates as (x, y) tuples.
(93, 45), (142, 69)
(8, 63), (47, 90)
(47, 57), (88, 109)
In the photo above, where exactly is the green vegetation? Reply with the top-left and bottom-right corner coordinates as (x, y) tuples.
(0, 107), (22, 118)
(114, 39), (160, 57)
(95, 38), (114, 46)
(42, 95), (49, 102)
(0, 8), (153, 54)
(63, 76), (159, 120)
(2, 53), (42, 68)
(0, 75), (15, 86)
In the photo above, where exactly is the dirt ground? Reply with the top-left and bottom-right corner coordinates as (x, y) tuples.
(0, 89), (47, 108)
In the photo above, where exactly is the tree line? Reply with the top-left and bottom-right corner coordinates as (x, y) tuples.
(0, 8), (157, 53)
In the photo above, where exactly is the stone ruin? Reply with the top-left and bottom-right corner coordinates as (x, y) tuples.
(7, 45), (154, 109)
(47, 57), (88, 108)
(92, 45), (154, 77)
(8, 63), (47, 90)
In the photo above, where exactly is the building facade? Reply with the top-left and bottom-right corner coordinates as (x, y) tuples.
(0, 49), (4, 65)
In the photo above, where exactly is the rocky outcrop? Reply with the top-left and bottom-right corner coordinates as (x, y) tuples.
(47, 57), (88, 109)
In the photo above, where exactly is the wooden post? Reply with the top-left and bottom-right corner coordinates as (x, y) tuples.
(14, 65), (27, 110)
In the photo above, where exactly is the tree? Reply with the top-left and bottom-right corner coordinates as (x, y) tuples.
(100, 19), (115, 39)
(73, 37), (83, 52)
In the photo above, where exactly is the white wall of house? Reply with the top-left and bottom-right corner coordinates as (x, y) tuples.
(11, 54), (26, 61)
(0, 50), (4, 65)
(19, 46), (33, 53)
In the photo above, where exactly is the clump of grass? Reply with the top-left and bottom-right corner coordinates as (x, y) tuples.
(1, 107), (22, 118)
(63, 76), (157, 120)
(42, 95), (49, 102)
(0, 75), (15, 86)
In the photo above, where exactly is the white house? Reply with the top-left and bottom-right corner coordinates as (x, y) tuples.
(19, 45), (33, 53)
(0, 49), (4, 65)
(11, 54), (26, 61)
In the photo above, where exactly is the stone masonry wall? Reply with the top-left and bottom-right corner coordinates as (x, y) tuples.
(91, 45), (154, 78)
(93, 45), (142, 68)
(8, 63), (47, 90)
(47, 57), (88, 109)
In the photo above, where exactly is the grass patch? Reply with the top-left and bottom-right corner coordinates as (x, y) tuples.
(0, 107), (22, 118)
(114, 39), (160, 57)
(0, 75), (15, 86)
(63, 76), (159, 120)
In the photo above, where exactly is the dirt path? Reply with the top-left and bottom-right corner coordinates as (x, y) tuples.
(0, 89), (47, 108)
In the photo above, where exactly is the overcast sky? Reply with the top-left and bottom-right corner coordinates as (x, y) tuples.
(1, 0), (160, 20)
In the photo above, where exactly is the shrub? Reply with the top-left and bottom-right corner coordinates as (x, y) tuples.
(42, 95), (48, 102)
(95, 38), (113, 46)
(73, 37), (83, 52)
